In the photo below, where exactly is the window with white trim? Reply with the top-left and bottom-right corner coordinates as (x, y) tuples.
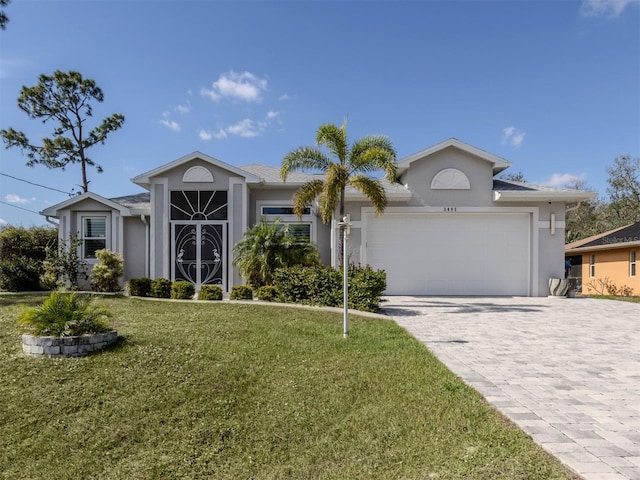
(259, 204), (315, 244)
(631, 250), (637, 277)
(589, 254), (596, 277)
(83, 217), (106, 259)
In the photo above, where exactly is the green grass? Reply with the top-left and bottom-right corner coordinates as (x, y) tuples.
(0, 295), (579, 479)
(588, 294), (640, 303)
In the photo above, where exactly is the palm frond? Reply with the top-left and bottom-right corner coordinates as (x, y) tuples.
(292, 180), (324, 218)
(350, 174), (388, 215)
(349, 136), (397, 181)
(281, 147), (331, 181)
(316, 122), (347, 164)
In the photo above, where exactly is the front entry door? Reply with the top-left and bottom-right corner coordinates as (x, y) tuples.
(172, 223), (226, 289)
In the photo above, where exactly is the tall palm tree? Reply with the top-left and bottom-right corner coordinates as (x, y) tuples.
(280, 120), (398, 224)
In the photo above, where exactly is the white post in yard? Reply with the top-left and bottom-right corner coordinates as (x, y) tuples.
(339, 215), (351, 338)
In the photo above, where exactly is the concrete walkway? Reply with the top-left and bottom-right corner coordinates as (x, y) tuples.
(382, 296), (640, 480)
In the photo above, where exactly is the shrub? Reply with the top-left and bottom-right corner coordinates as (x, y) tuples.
(273, 265), (341, 306)
(0, 225), (57, 262)
(347, 264), (387, 312)
(150, 278), (172, 299)
(230, 285), (253, 300)
(619, 285), (635, 297)
(128, 277), (152, 297)
(17, 291), (112, 337)
(273, 264), (387, 312)
(257, 285), (279, 302)
(90, 249), (124, 292)
(232, 220), (320, 288)
(171, 281), (195, 299)
(198, 285), (223, 301)
(41, 235), (89, 290)
(0, 257), (42, 292)
(0, 225), (58, 291)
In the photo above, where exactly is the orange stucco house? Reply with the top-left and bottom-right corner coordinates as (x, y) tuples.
(565, 222), (639, 295)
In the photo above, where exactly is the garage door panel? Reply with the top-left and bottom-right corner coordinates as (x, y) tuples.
(365, 213), (530, 295)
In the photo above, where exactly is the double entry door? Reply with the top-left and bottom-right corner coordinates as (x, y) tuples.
(172, 222), (226, 290)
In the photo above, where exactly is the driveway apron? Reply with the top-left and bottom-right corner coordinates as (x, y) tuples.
(383, 296), (640, 480)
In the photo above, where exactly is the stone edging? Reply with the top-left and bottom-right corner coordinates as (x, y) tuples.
(22, 331), (118, 358)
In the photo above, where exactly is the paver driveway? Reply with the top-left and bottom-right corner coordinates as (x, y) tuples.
(383, 296), (640, 480)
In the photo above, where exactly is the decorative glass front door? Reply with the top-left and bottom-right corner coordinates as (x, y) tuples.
(172, 223), (225, 289)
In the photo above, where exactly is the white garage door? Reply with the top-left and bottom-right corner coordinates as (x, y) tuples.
(364, 213), (531, 296)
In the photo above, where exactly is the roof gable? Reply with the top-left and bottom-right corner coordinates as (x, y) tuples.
(398, 138), (511, 175)
(41, 192), (132, 217)
(131, 151), (262, 189)
(566, 222), (640, 251)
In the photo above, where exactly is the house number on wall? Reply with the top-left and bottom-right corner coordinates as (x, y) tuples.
(444, 207), (457, 212)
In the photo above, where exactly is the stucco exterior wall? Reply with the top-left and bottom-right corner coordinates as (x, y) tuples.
(401, 148), (494, 207)
(122, 216), (147, 280)
(581, 247), (639, 295)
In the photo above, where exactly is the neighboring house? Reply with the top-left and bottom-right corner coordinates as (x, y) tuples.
(565, 222), (640, 295)
(42, 138), (595, 296)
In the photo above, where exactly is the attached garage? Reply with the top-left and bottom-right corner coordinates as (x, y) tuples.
(364, 211), (531, 296)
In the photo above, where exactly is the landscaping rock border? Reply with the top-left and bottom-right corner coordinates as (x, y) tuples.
(21, 331), (118, 358)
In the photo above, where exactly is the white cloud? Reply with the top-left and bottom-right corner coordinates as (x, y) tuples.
(266, 110), (279, 120)
(542, 173), (586, 187)
(279, 93), (291, 101)
(4, 194), (35, 204)
(175, 101), (191, 114)
(201, 71), (268, 103)
(159, 112), (181, 132)
(580, 0), (639, 16)
(160, 119), (181, 132)
(227, 119), (260, 138)
(502, 126), (526, 148)
(0, 218), (6, 226)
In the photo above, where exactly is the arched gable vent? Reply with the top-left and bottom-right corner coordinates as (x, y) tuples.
(183, 166), (214, 183)
(430, 168), (470, 190)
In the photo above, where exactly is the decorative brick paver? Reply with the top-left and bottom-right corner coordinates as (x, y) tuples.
(383, 296), (640, 480)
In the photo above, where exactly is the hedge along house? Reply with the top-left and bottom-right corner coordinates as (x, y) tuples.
(565, 221), (640, 295)
(41, 138), (595, 296)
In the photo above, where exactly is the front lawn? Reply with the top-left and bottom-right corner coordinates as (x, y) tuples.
(0, 296), (578, 479)
(588, 294), (640, 303)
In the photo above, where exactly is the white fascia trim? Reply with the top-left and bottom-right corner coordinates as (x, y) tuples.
(131, 151), (262, 188)
(398, 138), (512, 175)
(494, 190), (597, 203)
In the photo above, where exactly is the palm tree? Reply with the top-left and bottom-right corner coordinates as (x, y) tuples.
(280, 120), (398, 224)
(232, 220), (320, 288)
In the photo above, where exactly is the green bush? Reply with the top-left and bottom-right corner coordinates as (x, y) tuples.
(0, 257), (42, 292)
(257, 285), (279, 302)
(17, 291), (112, 337)
(347, 264), (387, 312)
(273, 264), (386, 312)
(0, 225), (58, 291)
(230, 285), (253, 300)
(273, 265), (341, 307)
(198, 285), (223, 301)
(0, 225), (57, 262)
(90, 249), (124, 292)
(150, 278), (172, 299)
(128, 278), (151, 297)
(171, 281), (195, 299)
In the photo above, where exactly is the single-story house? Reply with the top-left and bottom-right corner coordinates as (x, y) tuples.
(42, 138), (595, 296)
(565, 221), (639, 295)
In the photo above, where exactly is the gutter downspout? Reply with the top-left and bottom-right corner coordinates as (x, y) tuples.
(45, 216), (59, 226)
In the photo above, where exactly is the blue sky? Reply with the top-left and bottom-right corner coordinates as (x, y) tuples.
(1, 0), (638, 227)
